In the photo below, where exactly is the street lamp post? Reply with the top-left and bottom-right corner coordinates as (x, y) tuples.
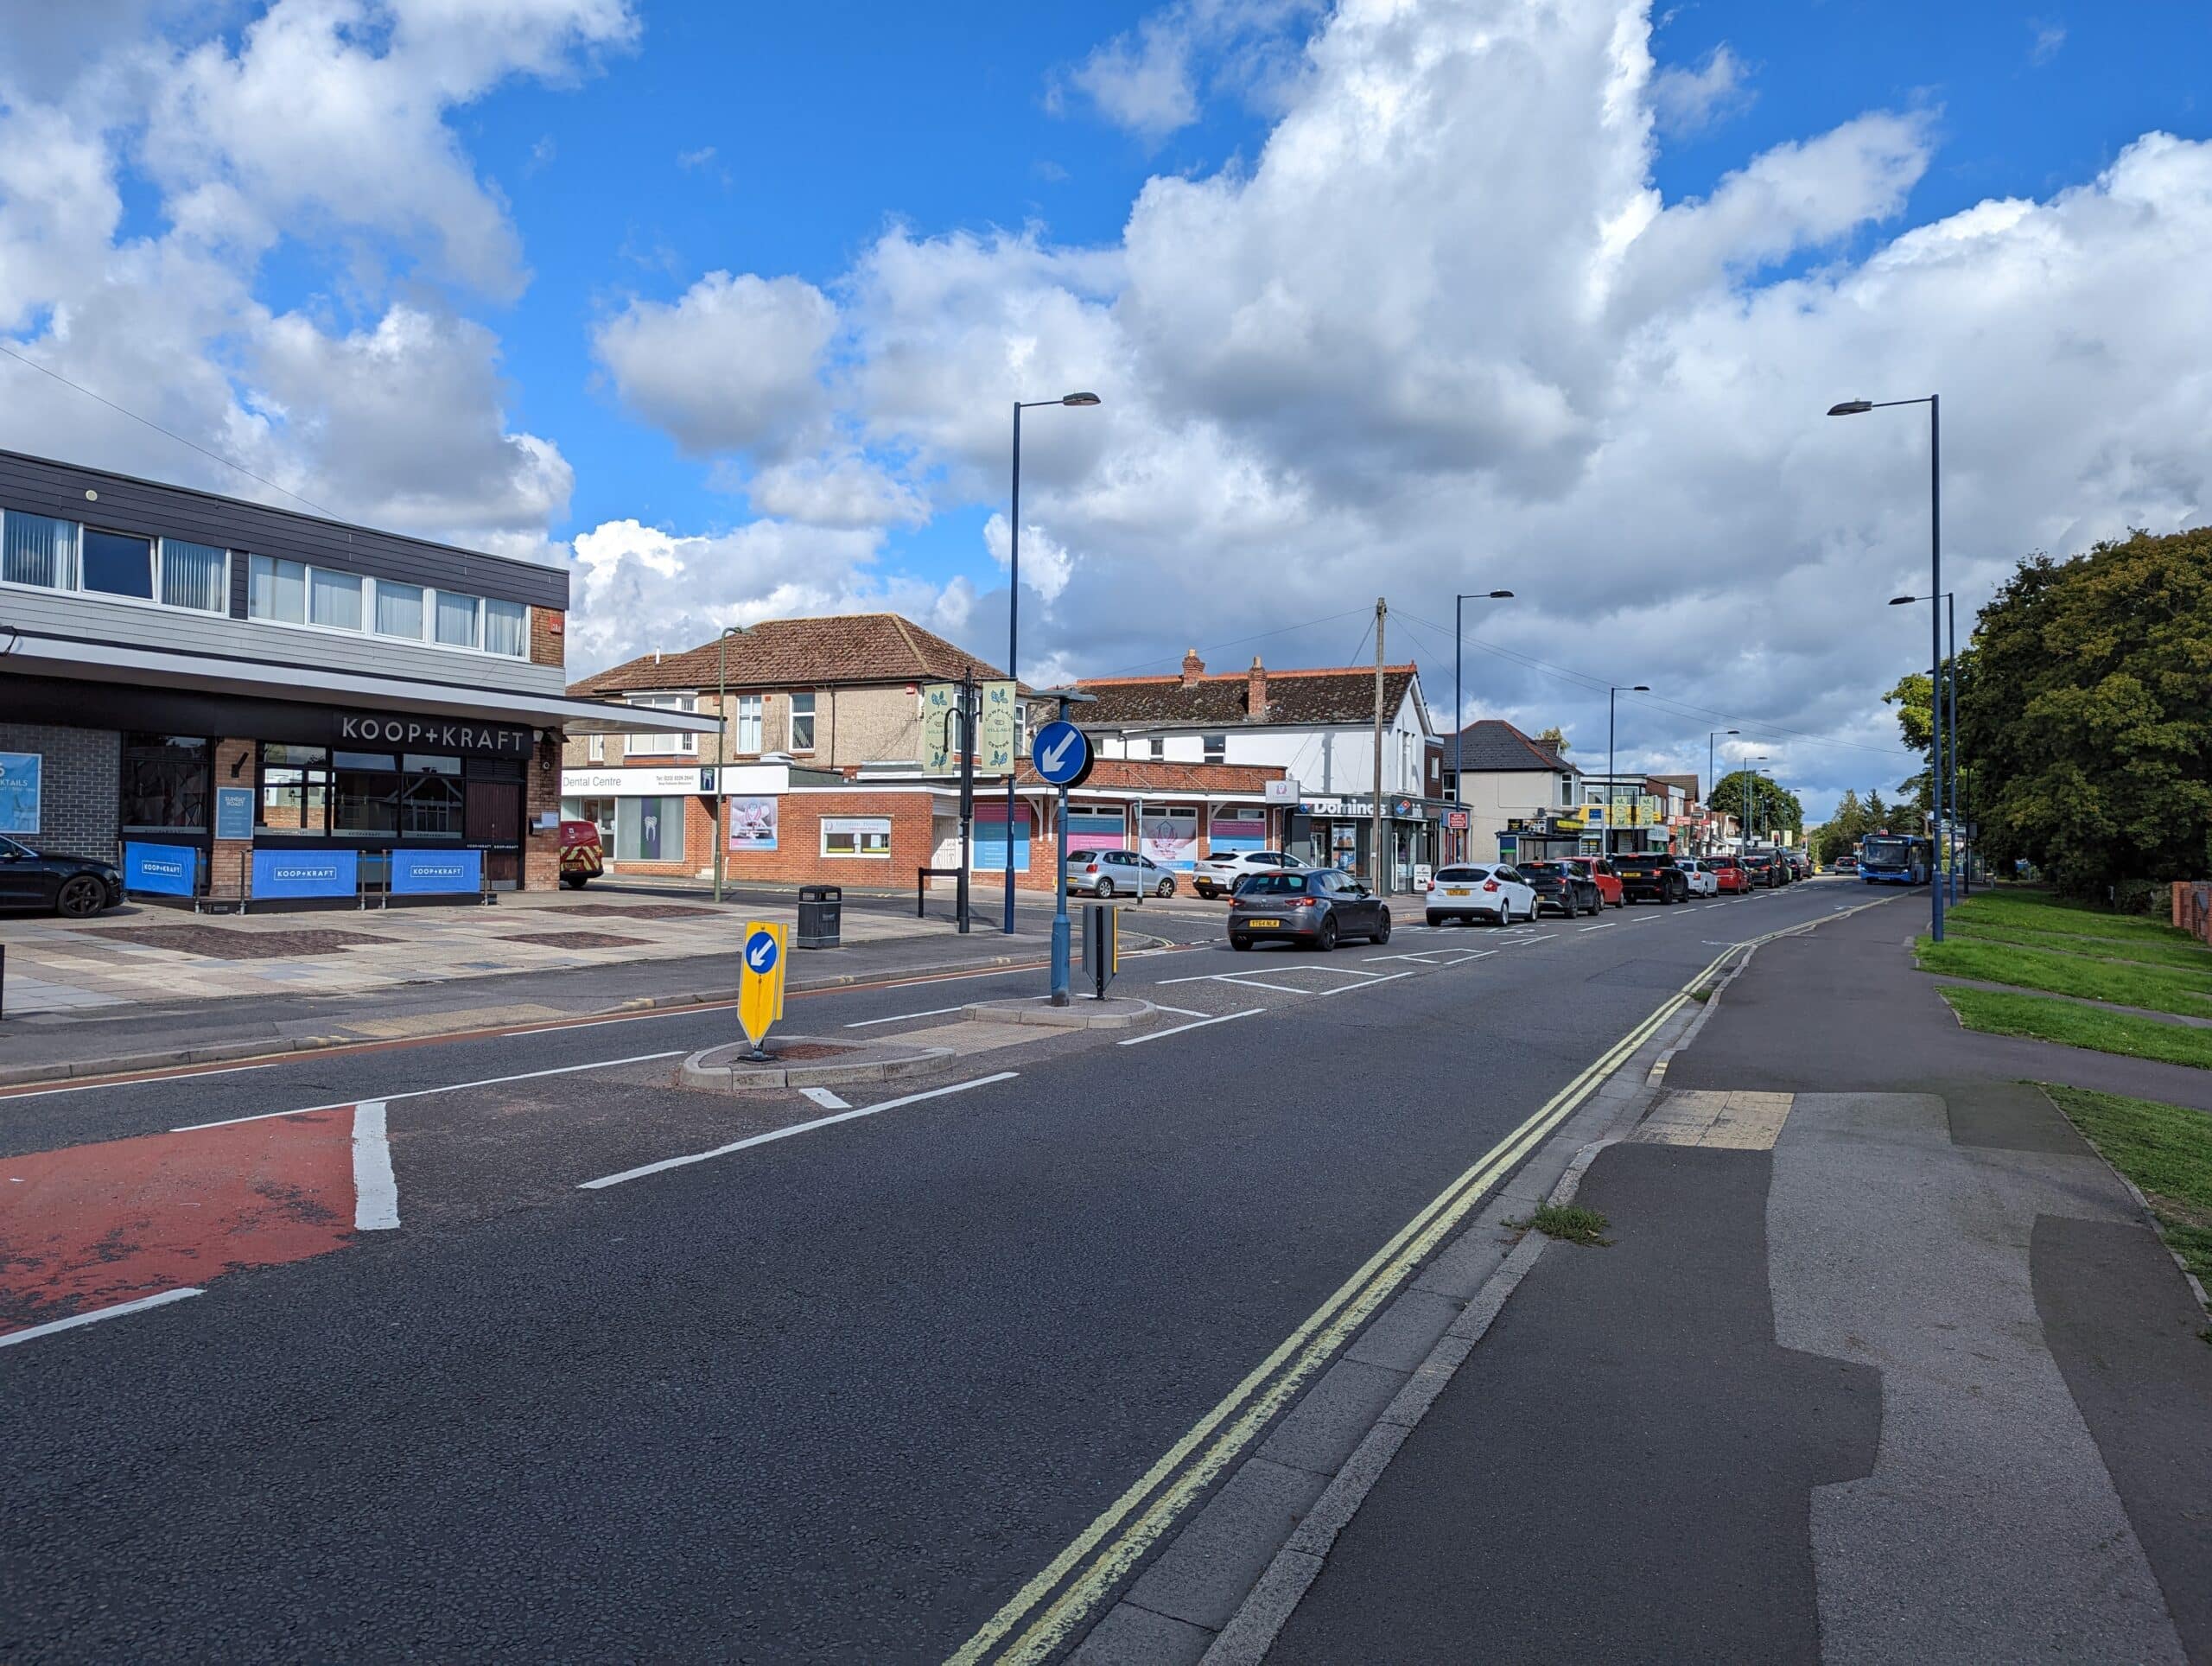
(1832, 393), (1943, 940)
(1607, 684), (1649, 854)
(1891, 591), (1960, 900)
(1707, 729), (1738, 855)
(1452, 588), (1515, 861)
(711, 623), (746, 905)
(1004, 391), (1103, 936)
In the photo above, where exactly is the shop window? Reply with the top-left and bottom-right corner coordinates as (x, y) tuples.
(82, 529), (155, 600)
(483, 598), (528, 658)
(616, 795), (686, 862)
(375, 580), (425, 639)
(120, 734), (210, 831)
(399, 754), (463, 837)
(821, 817), (891, 857)
(333, 751), (400, 834)
(310, 567), (363, 631)
(789, 691), (816, 752)
(434, 589), (480, 648)
(250, 555), (308, 624)
(258, 744), (331, 833)
(2, 511), (79, 590)
(562, 797), (616, 836)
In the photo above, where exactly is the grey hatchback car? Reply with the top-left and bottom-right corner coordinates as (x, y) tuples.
(1228, 868), (1391, 951)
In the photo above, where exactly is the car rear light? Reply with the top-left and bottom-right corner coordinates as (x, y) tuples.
(1288, 898), (1318, 909)
(1482, 880), (1499, 892)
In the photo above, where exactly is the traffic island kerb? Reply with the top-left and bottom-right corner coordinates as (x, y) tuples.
(677, 1036), (953, 1091)
(961, 995), (1156, 1030)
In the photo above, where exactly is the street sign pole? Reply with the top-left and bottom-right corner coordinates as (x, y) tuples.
(957, 669), (976, 935)
(1052, 697), (1071, 1005)
(1029, 706), (1095, 1006)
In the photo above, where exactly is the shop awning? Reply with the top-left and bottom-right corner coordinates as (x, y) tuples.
(0, 630), (719, 736)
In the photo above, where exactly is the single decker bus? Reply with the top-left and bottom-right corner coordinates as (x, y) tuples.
(1859, 833), (1931, 885)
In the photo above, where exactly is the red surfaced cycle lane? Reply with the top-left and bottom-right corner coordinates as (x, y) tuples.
(0, 1109), (365, 1337)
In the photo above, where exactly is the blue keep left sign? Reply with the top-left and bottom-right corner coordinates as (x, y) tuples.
(1032, 720), (1091, 787)
(745, 928), (779, 975)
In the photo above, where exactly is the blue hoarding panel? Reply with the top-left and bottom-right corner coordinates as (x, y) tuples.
(124, 842), (197, 896)
(390, 849), (481, 895)
(0, 751), (40, 835)
(251, 848), (358, 900)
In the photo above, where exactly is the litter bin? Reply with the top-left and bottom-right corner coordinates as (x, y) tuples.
(796, 884), (842, 949)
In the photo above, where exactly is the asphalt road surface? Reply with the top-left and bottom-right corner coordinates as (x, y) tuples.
(2, 878), (1872, 1661)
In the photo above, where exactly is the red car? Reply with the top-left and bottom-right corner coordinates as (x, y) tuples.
(1559, 855), (1624, 908)
(1706, 854), (1753, 894)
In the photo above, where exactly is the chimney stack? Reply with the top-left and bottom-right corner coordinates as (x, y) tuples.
(1180, 647), (1205, 688)
(1248, 655), (1268, 721)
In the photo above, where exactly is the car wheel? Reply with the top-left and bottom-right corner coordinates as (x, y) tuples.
(54, 875), (106, 919)
(1229, 935), (1252, 952)
(1315, 916), (1339, 951)
(562, 873), (589, 890)
(1156, 879), (1174, 897)
(1094, 877), (1116, 898)
(1371, 908), (1391, 945)
(1427, 912), (1442, 927)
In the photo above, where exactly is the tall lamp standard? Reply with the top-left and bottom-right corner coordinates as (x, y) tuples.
(1891, 592), (1960, 900)
(1606, 684), (1649, 853)
(1831, 393), (1943, 940)
(1707, 729), (1738, 854)
(1003, 391), (1103, 935)
(711, 623), (747, 905)
(1451, 588), (1516, 860)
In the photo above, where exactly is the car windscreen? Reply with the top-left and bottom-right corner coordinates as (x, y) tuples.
(1241, 873), (1311, 894)
(1433, 867), (1488, 882)
(1519, 862), (1568, 878)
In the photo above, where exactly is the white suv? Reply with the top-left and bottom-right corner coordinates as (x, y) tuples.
(1675, 858), (1720, 898)
(1190, 849), (1311, 899)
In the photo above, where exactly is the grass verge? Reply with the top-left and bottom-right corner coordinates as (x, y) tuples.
(1947, 918), (2212, 974)
(1941, 987), (2212, 1070)
(1512, 1203), (1612, 1246)
(1948, 893), (2196, 945)
(2040, 1084), (2212, 1313)
(1918, 935), (2212, 1020)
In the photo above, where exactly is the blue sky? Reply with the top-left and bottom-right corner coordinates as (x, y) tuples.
(4, 0), (2211, 817)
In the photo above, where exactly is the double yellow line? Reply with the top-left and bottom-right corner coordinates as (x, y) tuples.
(950, 943), (1741, 1665)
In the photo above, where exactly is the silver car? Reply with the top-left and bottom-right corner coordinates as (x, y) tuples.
(1066, 848), (1178, 898)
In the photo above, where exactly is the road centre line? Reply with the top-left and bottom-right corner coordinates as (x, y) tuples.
(1117, 1009), (1267, 1046)
(576, 1071), (1018, 1190)
(1578, 922), (1617, 932)
(951, 947), (1738, 1666)
(843, 1006), (964, 1028)
(351, 1103), (399, 1231)
(171, 1050), (688, 1132)
(0, 1287), (202, 1351)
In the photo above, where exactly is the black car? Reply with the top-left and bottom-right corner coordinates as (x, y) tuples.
(1229, 868), (1390, 951)
(1613, 850), (1690, 904)
(0, 835), (125, 917)
(1517, 859), (1601, 918)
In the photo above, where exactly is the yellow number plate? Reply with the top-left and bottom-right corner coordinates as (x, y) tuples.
(1245, 918), (1283, 928)
(1446, 887), (1470, 896)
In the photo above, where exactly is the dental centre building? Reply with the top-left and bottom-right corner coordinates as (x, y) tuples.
(0, 448), (713, 903)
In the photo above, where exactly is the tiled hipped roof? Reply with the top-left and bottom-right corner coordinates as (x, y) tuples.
(1450, 719), (1573, 773)
(1055, 663), (1420, 729)
(569, 613), (1007, 696)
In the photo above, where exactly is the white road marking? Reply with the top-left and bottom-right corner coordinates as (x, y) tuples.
(577, 1071), (1020, 1190)
(1704, 903), (1726, 910)
(1151, 1005), (1212, 1018)
(172, 1050), (689, 1132)
(0, 1288), (201, 1350)
(843, 1006), (963, 1028)
(1118, 1009), (1267, 1046)
(1578, 922), (1617, 932)
(1205, 976), (1315, 995)
(799, 1086), (850, 1110)
(1313, 970), (1418, 996)
(0, 1060), (285, 1103)
(351, 1101), (399, 1231)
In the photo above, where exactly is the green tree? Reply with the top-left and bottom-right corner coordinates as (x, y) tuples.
(1866, 788), (1890, 827)
(1711, 769), (1803, 839)
(1814, 788), (1868, 865)
(1883, 671), (1936, 812)
(1961, 525), (2212, 898)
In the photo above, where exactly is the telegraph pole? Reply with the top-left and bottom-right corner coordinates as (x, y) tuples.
(1371, 596), (1387, 893)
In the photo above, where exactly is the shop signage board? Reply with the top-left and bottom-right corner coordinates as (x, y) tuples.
(977, 680), (1018, 775)
(391, 849), (482, 894)
(1445, 808), (1470, 830)
(972, 803), (1033, 873)
(214, 786), (254, 842)
(739, 922), (787, 1051)
(1209, 807), (1267, 853)
(565, 766), (706, 796)
(334, 713), (532, 755)
(0, 752), (41, 835)
(124, 841), (195, 896)
(1263, 778), (1300, 803)
(251, 849), (359, 900)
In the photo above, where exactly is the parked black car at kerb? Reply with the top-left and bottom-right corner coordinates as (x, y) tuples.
(0, 835), (124, 918)
(1613, 850), (1690, 904)
(1517, 859), (1602, 918)
(1229, 868), (1391, 951)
